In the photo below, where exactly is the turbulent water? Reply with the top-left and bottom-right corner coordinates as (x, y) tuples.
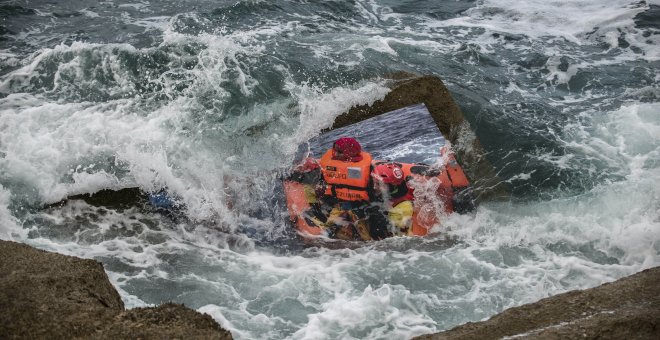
(1, 0), (659, 338)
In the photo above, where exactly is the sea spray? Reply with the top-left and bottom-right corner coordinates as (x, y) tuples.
(1, 1), (659, 339)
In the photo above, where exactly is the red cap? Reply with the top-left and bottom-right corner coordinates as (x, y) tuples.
(332, 137), (362, 162)
(372, 163), (404, 185)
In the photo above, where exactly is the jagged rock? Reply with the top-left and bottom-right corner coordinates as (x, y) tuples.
(0, 240), (232, 339)
(98, 303), (231, 339)
(335, 73), (508, 201)
(44, 188), (148, 210)
(414, 267), (660, 340)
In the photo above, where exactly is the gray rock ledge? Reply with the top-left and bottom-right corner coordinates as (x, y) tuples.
(335, 73), (508, 202)
(414, 266), (660, 340)
(0, 240), (232, 339)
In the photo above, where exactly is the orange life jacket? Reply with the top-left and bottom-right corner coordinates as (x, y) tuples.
(320, 149), (372, 201)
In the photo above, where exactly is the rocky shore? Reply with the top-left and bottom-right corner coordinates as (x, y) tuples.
(3, 238), (657, 339)
(415, 266), (660, 340)
(0, 240), (232, 339)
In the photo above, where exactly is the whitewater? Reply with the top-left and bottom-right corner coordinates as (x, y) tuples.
(1, 0), (659, 339)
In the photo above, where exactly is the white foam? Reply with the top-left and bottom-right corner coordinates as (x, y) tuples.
(0, 93), (148, 204)
(0, 42), (140, 94)
(2, 3), (659, 339)
(0, 29), (269, 221)
(437, 0), (642, 40)
(0, 15), (388, 224)
(197, 305), (240, 336)
(562, 102), (660, 178)
(287, 80), (390, 153)
(0, 184), (23, 241)
(422, 0), (659, 61)
(106, 271), (151, 308)
(293, 284), (436, 340)
(79, 8), (100, 18)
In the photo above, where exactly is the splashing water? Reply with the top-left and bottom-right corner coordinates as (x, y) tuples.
(1, 0), (659, 339)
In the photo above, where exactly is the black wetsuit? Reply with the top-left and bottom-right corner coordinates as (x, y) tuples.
(366, 179), (411, 239)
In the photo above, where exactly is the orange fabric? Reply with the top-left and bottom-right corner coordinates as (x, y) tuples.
(398, 163), (453, 236)
(397, 165), (432, 236)
(437, 169), (454, 213)
(445, 153), (470, 188)
(283, 181), (323, 235)
(286, 148), (473, 240)
(320, 149), (372, 201)
(411, 203), (437, 236)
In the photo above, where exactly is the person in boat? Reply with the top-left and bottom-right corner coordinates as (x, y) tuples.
(370, 162), (415, 237)
(287, 157), (329, 227)
(288, 137), (408, 240)
(317, 137), (391, 241)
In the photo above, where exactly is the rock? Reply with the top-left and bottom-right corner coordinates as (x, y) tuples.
(0, 240), (123, 338)
(334, 73), (508, 201)
(414, 267), (660, 340)
(0, 240), (232, 339)
(99, 303), (231, 339)
(43, 188), (148, 211)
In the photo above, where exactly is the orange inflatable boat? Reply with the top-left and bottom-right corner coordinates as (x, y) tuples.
(283, 148), (473, 240)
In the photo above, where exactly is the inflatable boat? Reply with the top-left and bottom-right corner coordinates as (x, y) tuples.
(283, 103), (475, 241)
(283, 148), (473, 240)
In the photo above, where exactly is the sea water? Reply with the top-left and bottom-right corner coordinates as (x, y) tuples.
(1, 0), (659, 339)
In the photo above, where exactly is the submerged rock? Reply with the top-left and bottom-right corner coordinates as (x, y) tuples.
(414, 267), (660, 340)
(0, 240), (232, 339)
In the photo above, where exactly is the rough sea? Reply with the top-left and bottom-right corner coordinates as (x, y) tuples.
(1, 1), (659, 339)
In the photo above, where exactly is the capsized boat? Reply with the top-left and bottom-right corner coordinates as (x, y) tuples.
(283, 103), (475, 240)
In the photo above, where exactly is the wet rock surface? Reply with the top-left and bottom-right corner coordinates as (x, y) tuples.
(414, 266), (660, 340)
(336, 73), (508, 201)
(0, 240), (232, 339)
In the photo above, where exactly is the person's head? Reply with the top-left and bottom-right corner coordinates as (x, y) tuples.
(332, 137), (362, 162)
(372, 163), (404, 185)
(372, 163), (405, 194)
